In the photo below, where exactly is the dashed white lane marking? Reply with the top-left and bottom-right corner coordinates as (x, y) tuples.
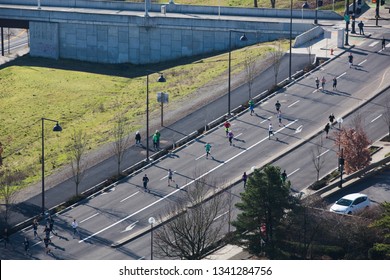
(120, 191), (139, 202)
(316, 149), (330, 158)
(337, 72), (346, 79)
(358, 59), (367, 66)
(369, 41), (379, 47)
(288, 168), (300, 177)
(371, 114), (382, 123)
(288, 100), (300, 108)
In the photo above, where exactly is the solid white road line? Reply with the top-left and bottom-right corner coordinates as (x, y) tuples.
(79, 119), (298, 243)
(371, 114), (382, 123)
(120, 191), (139, 202)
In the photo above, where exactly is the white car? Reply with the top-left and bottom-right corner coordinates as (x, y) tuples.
(330, 193), (370, 215)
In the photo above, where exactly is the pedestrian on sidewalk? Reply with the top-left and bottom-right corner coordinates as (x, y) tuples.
(358, 21), (364, 35)
(315, 77), (320, 90)
(152, 132), (158, 151)
(228, 130), (234, 146)
(155, 130), (161, 149)
(205, 143), (211, 159)
(329, 113), (336, 128)
(348, 53), (354, 68)
(281, 170), (287, 183)
(71, 219), (80, 238)
(321, 77), (326, 91)
(224, 120), (231, 137)
(143, 174), (150, 192)
(3, 228), (9, 248)
(332, 76), (337, 90)
(242, 172), (248, 188)
(135, 131), (141, 146)
(382, 37), (386, 50)
(23, 237), (30, 256)
(33, 219), (39, 240)
(324, 123), (330, 138)
(275, 100), (281, 113)
(249, 99), (255, 115)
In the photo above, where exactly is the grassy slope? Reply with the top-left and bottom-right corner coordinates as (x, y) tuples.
(1, 42), (286, 187)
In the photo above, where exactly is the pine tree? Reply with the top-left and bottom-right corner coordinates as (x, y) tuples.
(232, 165), (293, 258)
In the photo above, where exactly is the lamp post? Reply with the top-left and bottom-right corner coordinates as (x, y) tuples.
(301, 1), (309, 22)
(146, 72), (166, 162)
(345, 0), (350, 46)
(41, 118), (62, 216)
(228, 30), (247, 116)
(289, 0), (293, 81)
(339, 148), (345, 188)
(315, 0), (318, 24)
(148, 216), (155, 260)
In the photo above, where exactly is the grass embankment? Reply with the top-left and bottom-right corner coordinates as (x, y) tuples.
(0, 41), (288, 189)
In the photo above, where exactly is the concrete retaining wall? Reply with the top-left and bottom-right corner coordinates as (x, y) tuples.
(293, 25), (324, 48)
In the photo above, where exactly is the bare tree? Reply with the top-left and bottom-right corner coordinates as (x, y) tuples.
(69, 129), (88, 196)
(311, 136), (326, 181)
(111, 113), (130, 177)
(382, 95), (390, 137)
(244, 49), (257, 100)
(0, 166), (23, 226)
(154, 175), (229, 260)
(271, 41), (284, 86)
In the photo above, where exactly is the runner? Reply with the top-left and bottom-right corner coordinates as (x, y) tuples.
(281, 170), (287, 183)
(248, 99), (255, 115)
(324, 123), (330, 138)
(242, 172), (248, 188)
(277, 111), (283, 127)
(143, 174), (150, 192)
(315, 77), (320, 90)
(275, 100), (281, 112)
(223, 120), (231, 137)
(228, 130), (234, 146)
(332, 77), (337, 90)
(348, 53), (353, 68)
(321, 77), (326, 91)
(268, 123), (274, 140)
(205, 143), (211, 159)
(167, 169), (174, 187)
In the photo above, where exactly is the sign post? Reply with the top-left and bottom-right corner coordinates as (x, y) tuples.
(157, 92), (169, 126)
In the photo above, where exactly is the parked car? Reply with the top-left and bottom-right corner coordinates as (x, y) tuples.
(330, 193), (370, 214)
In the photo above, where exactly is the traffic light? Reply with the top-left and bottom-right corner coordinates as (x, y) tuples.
(381, 0), (385, 5)
(318, 0), (323, 7)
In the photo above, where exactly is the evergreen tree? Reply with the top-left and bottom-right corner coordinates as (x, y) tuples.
(232, 165), (293, 258)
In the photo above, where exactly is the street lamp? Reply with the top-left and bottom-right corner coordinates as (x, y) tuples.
(339, 148), (345, 188)
(314, 0), (318, 24)
(228, 30), (247, 115)
(337, 117), (343, 155)
(345, 0), (350, 46)
(41, 118), (62, 216)
(148, 216), (155, 260)
(146, 72), (166, 161)
(301, 1), (310, 22)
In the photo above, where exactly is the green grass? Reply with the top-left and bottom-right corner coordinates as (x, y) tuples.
(0, 41), (288, 188)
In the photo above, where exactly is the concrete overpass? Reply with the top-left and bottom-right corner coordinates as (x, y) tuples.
(0, 1), (342, 64)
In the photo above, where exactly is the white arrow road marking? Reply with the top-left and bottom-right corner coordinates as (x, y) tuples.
(122, 221), (138, 233)
(295, 125), (303, 134)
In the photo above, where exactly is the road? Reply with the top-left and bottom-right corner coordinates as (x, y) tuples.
(1, 26), (388, 260)
(0, 28), (28, 54)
